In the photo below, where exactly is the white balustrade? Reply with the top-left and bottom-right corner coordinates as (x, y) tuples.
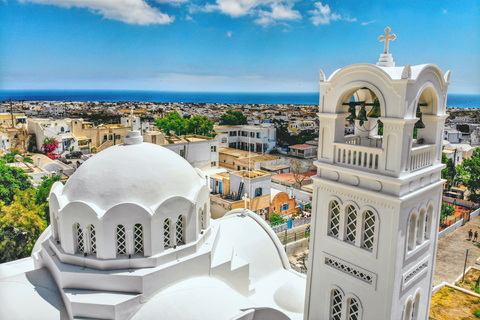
(334, 143), (382, 171)
(410, 145), (435, 172)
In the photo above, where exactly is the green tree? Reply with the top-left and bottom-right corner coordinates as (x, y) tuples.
(269, 212), (283, 224)
(0, 161), (33, 205)
(456, 148), (480, 203)
(440, 203), (456, 229)
(155, 111), (215, 137)
(0, 189), (47, 263)
(36, 175), (62, 224)
(219, 110), (248, 125)
(188, 115), (215, 136)
(155, 111), (188, 136)
(1, 150), (32, 164)
(442, 153), (456, 189)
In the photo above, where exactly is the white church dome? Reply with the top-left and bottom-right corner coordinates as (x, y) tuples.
(62, 131), (204, 211)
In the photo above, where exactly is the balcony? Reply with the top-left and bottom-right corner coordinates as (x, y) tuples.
(334, 142), (382, 171)
(410, 144), (435, 172)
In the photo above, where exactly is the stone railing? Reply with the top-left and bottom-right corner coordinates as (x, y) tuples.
(410, 145), (435, 172)
(334, 143), (382, 171)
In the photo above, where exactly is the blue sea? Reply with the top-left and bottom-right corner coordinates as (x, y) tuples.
(0, 90), (479, 108)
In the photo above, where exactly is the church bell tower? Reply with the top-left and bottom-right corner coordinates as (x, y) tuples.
(304, 28), (450, 320)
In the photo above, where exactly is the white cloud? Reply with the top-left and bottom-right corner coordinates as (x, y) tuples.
(308, 2), (354, 26)
(361, 20), (375, 26)
(195, 0), (301, 26)
(155, 0), (187, 4)
(227, 31), (233, 37)
(185, 14), (194, 21)
(18, 0), (173, 25)
(442, 8), (448, 14)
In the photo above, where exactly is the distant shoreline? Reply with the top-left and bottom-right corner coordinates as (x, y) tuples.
(0, 90), (479, 108)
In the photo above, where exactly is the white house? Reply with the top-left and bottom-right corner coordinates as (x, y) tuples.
(161, 134), (220, 171)
(444, 126), (463, 143)
(214, 124), (276, 153)
(27, 118), (77, 154)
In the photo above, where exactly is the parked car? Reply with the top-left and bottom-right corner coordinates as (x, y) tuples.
(66, 151), (83, 159)
(47, 152), (61, 160)
(59, 157), (72, 165)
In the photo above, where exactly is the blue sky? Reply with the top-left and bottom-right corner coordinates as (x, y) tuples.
(1, 0), (479, 93)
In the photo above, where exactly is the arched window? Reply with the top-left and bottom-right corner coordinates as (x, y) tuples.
(417, 209), (426, 244)
(176, 215), (184, 245)
(330, 289), (343, 320)
(412, 292), (420, 320)
(329, 200), (341, 238)
(116, 225), (126, 255)
(346, 205), (357, 243)
(404, 299), (413, 320)
(134, 224), (144, 254)
(164, 219), (171, 249)
(363, 210), (375, 251)
(75, 223), (84, 253)
(408, 213), (417, 251)
(425, 205), (433, 240)
(89, 224), (96, 255)
(347, 297), (361, 320)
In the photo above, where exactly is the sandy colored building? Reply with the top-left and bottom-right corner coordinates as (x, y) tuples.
(218, 147), (284, 171)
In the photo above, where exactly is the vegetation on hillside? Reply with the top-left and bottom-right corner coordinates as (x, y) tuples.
(155, 111), (215, 137)
(456, 148), (480, 203)
(0, 162), (61, 263)
(219, 110), (248, 126)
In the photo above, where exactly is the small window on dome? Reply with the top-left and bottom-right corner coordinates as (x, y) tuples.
(75, 222), (84, 253)
(134, 224), (144, 255)
(176, 215), (184, 245)
(164, 219), (171, 249)
(89, 224), (96, 255)
(116, 225), (126, 255)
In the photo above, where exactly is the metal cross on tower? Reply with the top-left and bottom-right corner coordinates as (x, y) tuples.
(378, 27), (396, 54)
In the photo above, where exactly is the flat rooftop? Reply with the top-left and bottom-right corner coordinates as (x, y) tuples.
(219, 147), (279, 162)
(231, 170), (270, 179)
(261, 164), (291, 171)
(165, 135), (214, 144)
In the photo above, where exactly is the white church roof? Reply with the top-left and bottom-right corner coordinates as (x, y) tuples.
(61, 132), (204, 211)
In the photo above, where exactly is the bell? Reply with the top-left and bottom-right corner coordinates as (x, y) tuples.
(415, 106), (426, 129)
(367, 98), (381, 118)
(357, 104), (368, 126)
(346, 104), (357, 123)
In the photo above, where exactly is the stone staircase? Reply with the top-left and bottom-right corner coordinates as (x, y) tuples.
(64, 289), (140, 320)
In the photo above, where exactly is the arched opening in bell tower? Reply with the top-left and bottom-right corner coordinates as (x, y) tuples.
(338, 87), (384, 148)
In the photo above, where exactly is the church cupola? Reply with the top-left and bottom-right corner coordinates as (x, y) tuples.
(46, 131), (211, 270)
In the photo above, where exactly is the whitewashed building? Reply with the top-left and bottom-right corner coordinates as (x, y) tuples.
(305, 28), (449, 320)
(0, 131), (306, 320)
(214, 124), (276, 153)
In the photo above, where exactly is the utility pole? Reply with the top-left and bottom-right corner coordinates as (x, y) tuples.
(9, 98), (14, 128)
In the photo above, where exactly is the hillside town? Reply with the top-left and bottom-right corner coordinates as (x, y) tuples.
(2, 95), (480, 319)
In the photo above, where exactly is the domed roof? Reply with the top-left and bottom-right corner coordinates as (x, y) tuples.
(62, 131), (204, 211)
